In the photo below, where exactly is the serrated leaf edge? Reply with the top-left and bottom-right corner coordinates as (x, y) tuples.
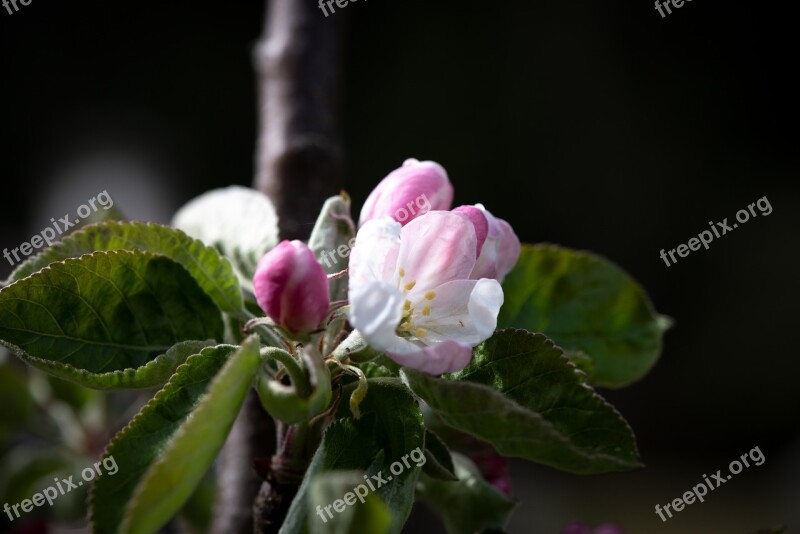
(87, 343), (239, 529)
(2, 339), (215, 390)
(5, 221), (243, 314)
(402, 328), (643, 473)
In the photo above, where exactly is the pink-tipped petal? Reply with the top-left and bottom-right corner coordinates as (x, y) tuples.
(493, 217), (521, 281)
(453, 205), (490, 257)
(359, 159), (454, 227)
(388, 339), (473, 374)
(470, 205), (521, 282)
(396, 211), (477, 295)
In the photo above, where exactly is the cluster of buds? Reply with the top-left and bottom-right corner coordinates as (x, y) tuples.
(252, 158), (520, 374)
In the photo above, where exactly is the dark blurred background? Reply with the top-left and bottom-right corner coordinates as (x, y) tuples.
(1, 0), (797, 532)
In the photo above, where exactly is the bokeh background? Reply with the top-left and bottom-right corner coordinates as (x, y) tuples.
(1, 0), (797, 532)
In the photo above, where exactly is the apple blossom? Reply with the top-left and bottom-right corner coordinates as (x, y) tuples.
(253, 240), (330, 334)
(358, 158), (454, 227)
(459, 204), (521, 283)
(348, 211), (504, 374)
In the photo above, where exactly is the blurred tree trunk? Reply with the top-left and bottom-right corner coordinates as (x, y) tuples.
(253, 0), (346, 240)
(212, 1), (346, 533)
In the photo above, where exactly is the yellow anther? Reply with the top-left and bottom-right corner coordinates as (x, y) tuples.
(422, 306), (431, 316)
(399, 268), (406, 277)
(404, 280), (417, 291)
(415, 328), (427, 338)
(424, 291), (437, 300)
(403, 300), (412, 310)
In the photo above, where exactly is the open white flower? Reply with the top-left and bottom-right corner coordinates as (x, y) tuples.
(348, 211), (504, 374)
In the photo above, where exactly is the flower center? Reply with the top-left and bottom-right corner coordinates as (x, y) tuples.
(395, 268), (437, 340)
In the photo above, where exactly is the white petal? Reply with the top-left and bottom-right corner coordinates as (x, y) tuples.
(416, 279), (503, 346)
(470, 238), (499, 280)
(348, 217), (401, 292)
(468, 278), (504, 339)
(388, 340), (473, 374)
(349, 281), (406, 351)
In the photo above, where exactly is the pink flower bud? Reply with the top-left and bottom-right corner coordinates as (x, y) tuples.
(359, 158), (454, 227)
(467, 204), (521, 283)
(253, 240), (330, 334)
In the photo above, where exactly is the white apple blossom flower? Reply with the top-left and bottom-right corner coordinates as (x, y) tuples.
(348, 211), (504, 374)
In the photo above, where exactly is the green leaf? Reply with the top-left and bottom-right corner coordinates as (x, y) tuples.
(421, 430), (457, 481)
(172, 186), (279, 291)
(90, 337), (261, 534)
(417, 453), (515, 534)
(498, 244), (669, 387)
(7, 220), (244, 315)
(0, 251), (225, 382)
(20, 340), (215, 390)
(308, 194), (356, 302)
(281, 379), (424, 534)
(563, 350), (594, 380)
(309, 471), (392, 534)
(402, 330), (642, 475)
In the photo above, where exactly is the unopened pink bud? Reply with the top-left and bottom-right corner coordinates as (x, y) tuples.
(359, 158), (454, 227)
(468, 205), (521, 283)
(253, 240), (330, 334)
